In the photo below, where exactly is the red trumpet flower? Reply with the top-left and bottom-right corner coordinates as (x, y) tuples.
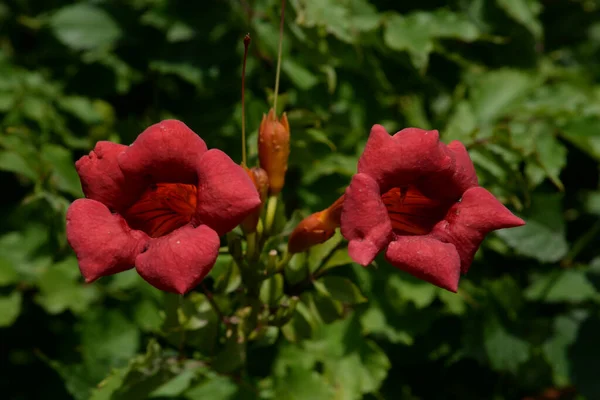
(340, 125), (525, 292)
(66, 120), (261, 294)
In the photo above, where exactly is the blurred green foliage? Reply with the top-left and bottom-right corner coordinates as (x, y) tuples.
(1, 0), (600, 399)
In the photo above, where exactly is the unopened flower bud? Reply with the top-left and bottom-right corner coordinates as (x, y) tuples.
(287, 196), (344, 253)
(241, 166), (269, 233)
(258, 108), (290, 195)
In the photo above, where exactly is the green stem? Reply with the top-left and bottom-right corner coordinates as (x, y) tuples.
(178, 295), (187, 359)
(246, 232), (256, 260)
(275, 250), (292, 272)
(272, 0), (286, 114)
(264, 195), (278, 234)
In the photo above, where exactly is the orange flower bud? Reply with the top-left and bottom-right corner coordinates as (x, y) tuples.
(258, 108), (290, 195)
(241, 166), (269, 233)
(288, 196), (344, 253)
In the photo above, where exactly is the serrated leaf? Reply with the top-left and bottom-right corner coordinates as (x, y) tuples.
(50, 4), (122, 50)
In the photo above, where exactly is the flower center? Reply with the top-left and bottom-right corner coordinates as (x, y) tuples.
(381, 186), (450, 235)
(123, 183), (197, 238)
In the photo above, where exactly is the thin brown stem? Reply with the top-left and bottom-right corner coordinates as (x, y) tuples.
(241, 34), (251, 166)
(273, 0), (286, 115)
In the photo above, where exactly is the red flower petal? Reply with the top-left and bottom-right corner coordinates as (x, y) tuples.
(75, 141), (143, 212)
(417, 140), (479, 202)
(340, 173), (392, 266)
(432, 187), (525, 274)
(381, 186), (450, 235)
(66, 199), (149, 283)
(194, 149), (261, 235)
(135, 225), (220, 294)
(357, 125), (453, 193)
(118, 120), (208, 186)
(385, 236), (461, 292)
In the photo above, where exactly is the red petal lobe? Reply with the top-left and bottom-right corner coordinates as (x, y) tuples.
(385, 236), (461, 292)
(340, 173), (392, 266)
(195, 149), (261, 235)
(135, 225), (220, 294)
(66, 199), (149, 283)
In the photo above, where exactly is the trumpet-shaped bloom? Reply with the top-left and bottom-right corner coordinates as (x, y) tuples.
(340, 125), (525, 292)
(66, 120), (261, 294)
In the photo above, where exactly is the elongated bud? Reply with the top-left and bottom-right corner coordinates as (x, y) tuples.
(288, 195), (344, 253)
(258, 108), (290, 195)
(241, 166), (269, 234)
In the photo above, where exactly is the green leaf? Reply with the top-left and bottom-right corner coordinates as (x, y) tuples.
(285, 253), (309, 285)
(570, 316), (600, 399)
(282, 301), (318, 342)
(35, 257), (99, 315)
(308, 230), (343, 273)
(50, 4), (122, 50)
(209, 254), (241, 294)
(81, 309), (140, 381)
(59, 96), (103, 124)
(468, 69), (537, 123)
(484, 317), (530, 373)
(274, 365), (333, 400)
(496, 0), (543, 39)
(184, 374), (239, 400)
(90, 340), (175, 400)
(40, 144), (83, 197)
(292, 0), (380, 44)
(542, 314), (581, 386)
(525, 269), (597, 303)
(149, 61), (203, 88)
(315, 276), (367, 304)
(320, 249), (354, 275)
(385, 274), (437, 309)
(384, 10), (481, 70)
(0, 291), (22, 327)
(0, 150), (39, 181)
(535, 131), (567, 189)
(260, 274), (284, 306)
(0, 256), (18, 286)
(360, 305), (413, 345)
(282, 59), (318, 90)
(496, 193), (567, 263)
(444, 101), (477, 144)
(561, 117), (600, 161)
(150, 367), (196, 398)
